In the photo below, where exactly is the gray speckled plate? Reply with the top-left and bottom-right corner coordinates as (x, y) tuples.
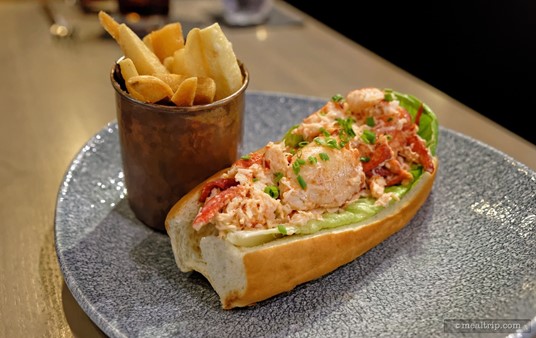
(55, 91), (536, 338)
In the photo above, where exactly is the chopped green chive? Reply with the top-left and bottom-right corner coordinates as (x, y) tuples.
(360, 156), (371, 162)
(334, 117), (356, 149)
(241, 154), (251, 160)
(366, 116), (375, 127)
(277, 224), (288, 235)
(283, 124), (304, 148)
(361, 130), (376, 144)
(292, 161), (301, 175)
(264, 185), (280, 199)
(298, 141), (309, 148)
(297, 175), (307, 189)
(274, 172), (284, 183)
(314, 136), (340, 149)
(308, 156), (318, 164)
(336, 117), (356, 138)
(331, 94), (344, 103)
(319, 152), (329, 161)
(253, 177), (259, 182)
(319, 127), (330, 137)
(292, 158), (307, 175)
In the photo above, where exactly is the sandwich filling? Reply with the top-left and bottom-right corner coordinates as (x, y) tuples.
(192, 88), (437, 247)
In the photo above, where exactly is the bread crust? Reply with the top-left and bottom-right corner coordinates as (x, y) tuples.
(166, 158), (437, 309)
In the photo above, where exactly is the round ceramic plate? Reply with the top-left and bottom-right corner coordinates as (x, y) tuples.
(55, 92), (536, 338)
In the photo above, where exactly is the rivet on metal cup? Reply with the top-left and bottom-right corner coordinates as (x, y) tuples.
(110, 58), (249, 232)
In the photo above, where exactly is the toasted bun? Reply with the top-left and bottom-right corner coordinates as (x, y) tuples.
(165, 158), (438, 309)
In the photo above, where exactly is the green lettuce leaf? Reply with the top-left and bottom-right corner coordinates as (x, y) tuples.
(389, 89), (439, 156)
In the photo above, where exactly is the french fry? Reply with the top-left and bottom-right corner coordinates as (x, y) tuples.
(100, 11), (244, 106)
(154, 73), (186, 92)
(117, 24), (169, 75)
(98, 10), (119, 40)
(98, 11), (168, 75)
(170, 28), (208, 78)
(143, 23), (185, 63)
(171, 77), (197, 106)
(163, 55), (174, 72)
(118, 58), (139, 82)
(169, 48), (187, 76)
(126, 75), (173, 103)
(169, 24), (242, 101)
(198, 23), (242, 100)
(194, 77), (216, 105)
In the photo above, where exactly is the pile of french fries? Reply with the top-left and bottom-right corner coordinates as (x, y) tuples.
(98, 11), (243, 106)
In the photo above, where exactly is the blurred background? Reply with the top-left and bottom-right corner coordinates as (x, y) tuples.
(283, 0), (536, 146)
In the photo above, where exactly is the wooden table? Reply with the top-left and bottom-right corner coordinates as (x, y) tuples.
(1, 1), (535, 337)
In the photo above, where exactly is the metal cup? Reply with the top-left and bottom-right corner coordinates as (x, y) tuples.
(110, 58), (249, 232)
